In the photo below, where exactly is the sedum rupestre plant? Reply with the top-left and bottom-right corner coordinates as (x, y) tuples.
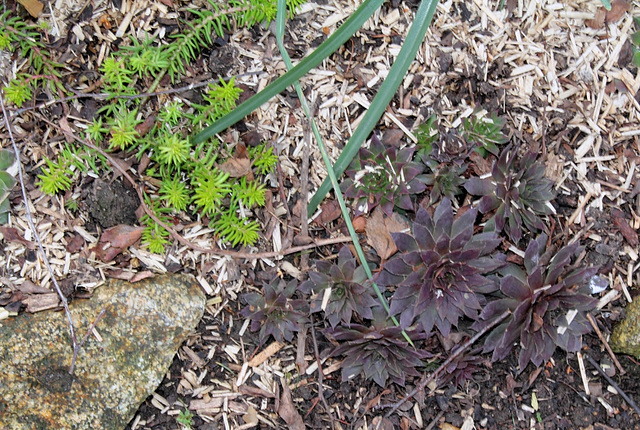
(300, 246), (378, 328)
(380, 198), (504, 337)
(240, 277), (307, 345)
(341, 134), (426, 216)
(465, 145), (555, 245)
(475, 234), (597, 371)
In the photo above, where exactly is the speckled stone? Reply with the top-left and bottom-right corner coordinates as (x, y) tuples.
(0, 274), (205, 430)
(610, 299), (640, 360)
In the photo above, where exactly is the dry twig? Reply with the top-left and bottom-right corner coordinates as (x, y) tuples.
(0, 93), (80, 374)
(383, 310), (510, 417)
(584, 354), (640, 416)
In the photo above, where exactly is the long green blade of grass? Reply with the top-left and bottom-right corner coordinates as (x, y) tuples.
(192, 0), (385, 144)
(275, 0), (413, 344)
(308, 0), (440, 214)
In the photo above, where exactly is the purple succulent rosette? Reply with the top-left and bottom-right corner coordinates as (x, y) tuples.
(240, 277), (308, 345)
(341, 134), (426, 216)
(475, 234), (598, 371)
(379, 198), (504, 337)
(465, 145), (555, 244)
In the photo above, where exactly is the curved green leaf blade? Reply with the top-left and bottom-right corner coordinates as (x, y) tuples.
(192, 0), (385, 144)
(308, 0), (440, 214)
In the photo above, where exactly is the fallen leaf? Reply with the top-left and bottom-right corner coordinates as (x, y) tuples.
(0, 226), (35, 249)
(135, 113), (156, 137)
(315, 199), (341, 225)
(586, 8), (606, 29)
(18, 0), (43, 17)
(129, 271), (155, 283)
(65, 234), (85, 253)
(94, 225), (144, 262)
(366, 207), (410, 260)
(238, 384), (276, 398)
(218, 156), (251, 177)
(352, 215), (367, 233)
(278, 379), (304, 430)
(605, 0), (630, 23)
(243, 405), (258, 425)
(59, 116), (75, 143)
(612, 209), (638, 246)
(17, 280), (51, 294)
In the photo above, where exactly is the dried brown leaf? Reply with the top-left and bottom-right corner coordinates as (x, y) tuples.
(94, 225), (144, 262)
(278, 379), (304, 430)
(135, 114), (156, 137)
(238, 384), (276, 398)
(366, 207), (410, 261)
(0, 226), (35, 249)
(65, 234), (85, 253)
(17, 280), (51, 294)
(315, 199), (341, 225)
(612, 209), (638, 246)
(586, 8), (606, 29)
(218, 157), (251, 178)
(605, 0), (630, 23)
(18, 0), (43, 17)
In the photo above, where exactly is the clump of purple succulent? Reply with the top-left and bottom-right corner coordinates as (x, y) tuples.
(379, 198), (504, 337)
(437, 350), (488, 388)
(465, 145), (555, 244)
(475, 234), (597, 371)
(300, 246), (378, 327)
(324, 306), (429, 387)
(341, 134), (426, 216)
(240, 277), (308, 345)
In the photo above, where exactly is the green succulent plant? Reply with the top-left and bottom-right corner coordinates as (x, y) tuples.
(300, 246), (378, 328)
(240, 277), (307, 345)
(379, 198), (504, 337)
(341, 134), (426, 216)
(421, 162), (467, 205)
(461, 110), (508, 157)
(475, 234), (597, 371)
(324, 306), (428, 387)
(464, 145), (555, 245)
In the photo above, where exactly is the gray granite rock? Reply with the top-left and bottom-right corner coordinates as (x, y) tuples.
(610, 299), (640, 360)
(0, 274), (205, 430)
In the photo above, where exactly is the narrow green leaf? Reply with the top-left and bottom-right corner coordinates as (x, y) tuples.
(600, 0), (612, 11)
(308, 0), (440, 214)
(192, 0), (385, 144)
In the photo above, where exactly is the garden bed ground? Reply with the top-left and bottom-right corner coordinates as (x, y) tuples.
(1, 0), (640, 428)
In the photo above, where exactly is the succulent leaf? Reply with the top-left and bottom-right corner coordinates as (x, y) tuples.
(300, 246), (378, 327)
(465, 145), (555, 244)
(381, 198), (503, 337)
(341, 134), (426, 216)
(240, 277), (307, 345)
(476, 234), (597, 371)
(325, 320), (428, 387)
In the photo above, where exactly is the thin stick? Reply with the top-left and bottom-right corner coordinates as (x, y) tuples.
(12, 72), (266, 115)
(383, 310), (511, 417)
(310, 317), (335, 427)
(0, 93), (79, 373)
(577, 351), (590, 395)
(584, 354), (640, 416)
(35, 114), (353, 259)
(77, 307), (108, 350)
(586, 313), (625, 375)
